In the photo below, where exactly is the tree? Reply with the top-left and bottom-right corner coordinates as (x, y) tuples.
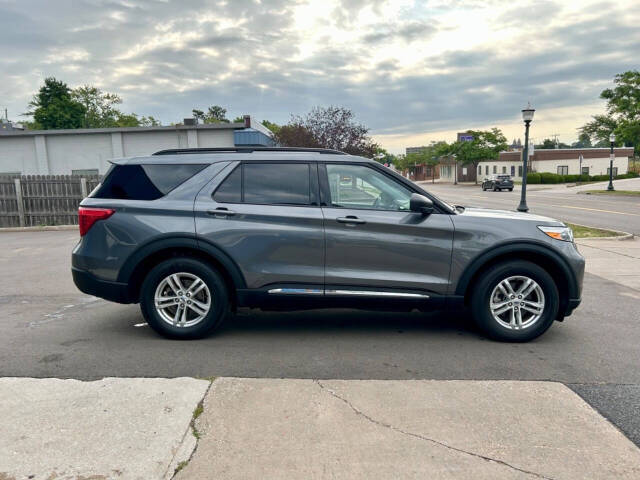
(535, 138), (569, 149)
(571, 133), (592, 148)
(261, 120), (281, 134)
(371, 146), (396, 165)
(71, 85), (123, 128)
(193, 105), (230, 124)
(273, 123), (322, 148)
(276, 106), (378, 157)
(580, 70), (640, 153)
(450, 129), (508, 184)
(26, 77), (86, 129)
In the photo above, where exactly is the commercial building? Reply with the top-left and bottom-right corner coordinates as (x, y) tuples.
(0, 116), (274, 175)
(477, 147), (634, 180)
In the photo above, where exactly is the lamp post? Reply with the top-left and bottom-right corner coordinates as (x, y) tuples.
(607, 133), (615, 191)
(517, 104), (535, 212)
(453, 154), (458, 185)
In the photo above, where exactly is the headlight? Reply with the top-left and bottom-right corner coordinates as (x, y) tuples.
(538, 225), (574, 242)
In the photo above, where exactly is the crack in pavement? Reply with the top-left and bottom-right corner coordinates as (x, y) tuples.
(167, 378), (216, 480)
(314, 380), (554, 480)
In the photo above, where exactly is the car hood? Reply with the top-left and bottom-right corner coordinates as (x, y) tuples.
(458, 206), (563, 225)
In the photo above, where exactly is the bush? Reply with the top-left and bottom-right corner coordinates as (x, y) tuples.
(521, 171), (637, 184)
(527, 172), (541, 184)
(540, 172), (560, 184)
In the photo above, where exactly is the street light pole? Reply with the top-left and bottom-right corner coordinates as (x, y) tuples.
(607, 133), (615, 191)
(517, 104), (535, 212)
(453, 154), (458, 185)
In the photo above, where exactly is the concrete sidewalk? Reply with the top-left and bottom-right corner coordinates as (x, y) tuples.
(0, 377), (210, 480)
(577, 237), (640, 291)
(177, 378), (640, 479)
(4, 377), (640, 479)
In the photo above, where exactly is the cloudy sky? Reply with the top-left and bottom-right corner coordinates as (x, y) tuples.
(1, 0), (638, 152)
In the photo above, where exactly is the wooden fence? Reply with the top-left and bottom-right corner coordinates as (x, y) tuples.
(0, 175), (102, 228)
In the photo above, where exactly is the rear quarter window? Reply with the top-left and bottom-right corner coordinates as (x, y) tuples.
(91, 164), (207, 200)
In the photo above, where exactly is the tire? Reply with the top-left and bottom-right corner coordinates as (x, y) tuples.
(509, 188), (513, 191)
(140, 257), (230, 339)
(470, 260), (559, 342)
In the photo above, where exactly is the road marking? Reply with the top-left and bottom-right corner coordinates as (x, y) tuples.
(552, 205), (640, 217)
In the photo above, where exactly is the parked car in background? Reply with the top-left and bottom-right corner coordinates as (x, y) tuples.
(482, 174), (514, 191)
(72, 147), (583, 342)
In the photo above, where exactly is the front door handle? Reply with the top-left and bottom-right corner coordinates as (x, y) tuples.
(207, 208), (236, 217)
(336, 216), (366, 225)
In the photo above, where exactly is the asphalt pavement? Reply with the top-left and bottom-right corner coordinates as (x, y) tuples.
(418, 177), (640, 235)
(1, 230), (639, 449)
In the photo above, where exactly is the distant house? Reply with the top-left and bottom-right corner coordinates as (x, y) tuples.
(477, 147), (634, 180)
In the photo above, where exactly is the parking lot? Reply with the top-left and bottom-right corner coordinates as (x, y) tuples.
(1, 228), (640, 449)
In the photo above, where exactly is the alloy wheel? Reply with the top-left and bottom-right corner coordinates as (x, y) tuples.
(154, 272), (212, 328)
(489, 275), (545, 330)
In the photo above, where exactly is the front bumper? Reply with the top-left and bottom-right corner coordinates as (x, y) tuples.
(72, 267), (132, 304)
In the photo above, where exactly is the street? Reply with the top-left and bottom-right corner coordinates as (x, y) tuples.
(419, 177), (640, 235)
(1, 229), (639, 451)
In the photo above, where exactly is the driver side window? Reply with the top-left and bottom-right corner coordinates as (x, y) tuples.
(325, 164), (412, 211)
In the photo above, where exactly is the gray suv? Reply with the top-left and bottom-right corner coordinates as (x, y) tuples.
(72, 147), (584, 342)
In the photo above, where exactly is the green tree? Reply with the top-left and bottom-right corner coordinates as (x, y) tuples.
(571, 132), (592, 148)
(26, 77), (86, 129)
(535, 138), (569, 149)
(71, 85), (123, 128)
(261, 120), (281, 134)
(580, 70), (640, 153)
(193, 106), (230, 124)
(451, 129), (508, 184)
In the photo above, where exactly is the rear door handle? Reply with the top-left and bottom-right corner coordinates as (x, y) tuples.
(336, 216), (366, 225)
(207, 208), (236, 216)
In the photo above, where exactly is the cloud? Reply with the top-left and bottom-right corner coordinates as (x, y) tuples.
(0, 0), (638, 152)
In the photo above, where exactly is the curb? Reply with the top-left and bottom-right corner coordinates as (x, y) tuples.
(571, 222), (634, 241)
(0, 225), (77, 233)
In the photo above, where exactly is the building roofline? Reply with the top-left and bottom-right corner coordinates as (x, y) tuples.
(0, 122), (245, 137)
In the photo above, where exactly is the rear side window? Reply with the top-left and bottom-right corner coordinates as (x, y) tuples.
(214, 163), (312, 205)
(92, 164), (206, 200)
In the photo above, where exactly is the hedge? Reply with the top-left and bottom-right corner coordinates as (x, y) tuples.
(525, 171), (638, 184)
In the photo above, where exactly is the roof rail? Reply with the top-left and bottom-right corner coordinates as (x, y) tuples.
(152, 147), (346, 155)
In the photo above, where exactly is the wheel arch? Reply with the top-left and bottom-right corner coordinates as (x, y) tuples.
(456, 241), (578, 318)
(118, 236), (246, 306)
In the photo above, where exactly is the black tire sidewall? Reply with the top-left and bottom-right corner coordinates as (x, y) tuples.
(140, 257), (229, 339)
(471, 261), (559, 342)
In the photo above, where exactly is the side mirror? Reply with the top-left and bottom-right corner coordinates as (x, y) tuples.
(410, 193), (434, 215)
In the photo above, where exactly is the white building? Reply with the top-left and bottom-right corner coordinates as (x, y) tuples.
(0, 116), (274, 176)
(478, 147), (634, 180)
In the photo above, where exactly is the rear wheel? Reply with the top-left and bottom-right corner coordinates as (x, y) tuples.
(470, 261), (559, 342)
(140, 257), (229, 339)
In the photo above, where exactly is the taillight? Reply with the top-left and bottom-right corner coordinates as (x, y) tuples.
(78, 207), (115, 236)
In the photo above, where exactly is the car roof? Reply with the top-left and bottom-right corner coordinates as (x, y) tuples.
(110, 149), (373, 166)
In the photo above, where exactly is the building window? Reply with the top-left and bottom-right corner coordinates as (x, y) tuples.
(72, 169), (99, 176)
(581, 167), (589, 175)
(502, 166), (507, 174)
(493, 166), (497, 174)
(518, 166), (523, 177)
(511, 166), (515, 176)
(478, 165), (481, 174)
(557, 166), (568, 175)
(607, 167), (618, 177)
(485, 166), (489, 175)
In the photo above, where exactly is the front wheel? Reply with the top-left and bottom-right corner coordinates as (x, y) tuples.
(470, 261), (559, 342)
(140, 257), (230, 339)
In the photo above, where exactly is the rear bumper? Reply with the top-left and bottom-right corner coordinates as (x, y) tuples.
(72, 267), (132, 304)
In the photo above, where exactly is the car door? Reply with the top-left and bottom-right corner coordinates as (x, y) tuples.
(194, 160), (324, 290)
(320, 162), (454, 295)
